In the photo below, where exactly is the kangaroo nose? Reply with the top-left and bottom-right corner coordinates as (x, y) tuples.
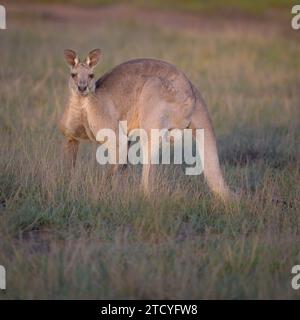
(78, 85), (87, 92)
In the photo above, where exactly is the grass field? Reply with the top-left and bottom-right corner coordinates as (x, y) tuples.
(0, 2), (300, 299)
(17, 0), (295, 15)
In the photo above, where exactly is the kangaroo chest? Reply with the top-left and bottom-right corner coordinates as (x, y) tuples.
(80, 103), (97, 141)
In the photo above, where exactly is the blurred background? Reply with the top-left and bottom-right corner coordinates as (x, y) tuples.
(0, 0), (300, 299)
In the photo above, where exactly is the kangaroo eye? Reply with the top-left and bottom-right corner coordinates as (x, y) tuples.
(89, 74), (94, 79)
(71, 73), (77, 78)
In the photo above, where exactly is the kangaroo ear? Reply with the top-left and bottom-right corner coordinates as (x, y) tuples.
(64, 49), (79, 67)
(86, 49), (102, 68)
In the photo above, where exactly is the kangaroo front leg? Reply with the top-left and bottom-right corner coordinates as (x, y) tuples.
(63, 138), (79, 169)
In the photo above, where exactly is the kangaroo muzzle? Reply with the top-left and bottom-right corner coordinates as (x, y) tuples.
(78, 84), (88, 93)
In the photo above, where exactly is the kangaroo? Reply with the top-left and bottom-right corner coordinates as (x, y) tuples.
(59, 49), (232, 200)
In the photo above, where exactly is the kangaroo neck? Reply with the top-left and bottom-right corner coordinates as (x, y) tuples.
(68, 91), (96, 110)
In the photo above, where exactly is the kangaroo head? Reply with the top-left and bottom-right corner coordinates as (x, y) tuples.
(64, 49), (101, 96)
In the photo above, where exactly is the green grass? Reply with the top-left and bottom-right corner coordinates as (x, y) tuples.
(0, 5), (300, 299)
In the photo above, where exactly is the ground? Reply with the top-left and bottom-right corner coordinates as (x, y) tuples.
(0, 1), (300, 299)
